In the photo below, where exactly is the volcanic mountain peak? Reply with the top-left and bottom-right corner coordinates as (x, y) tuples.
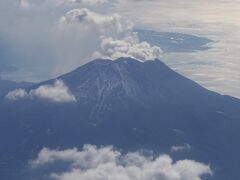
(1, 57), (240, 180)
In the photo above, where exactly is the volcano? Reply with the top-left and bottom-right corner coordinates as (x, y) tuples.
(0, 57), (240, 180)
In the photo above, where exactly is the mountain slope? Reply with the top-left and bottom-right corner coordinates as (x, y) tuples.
(0, 57), (240, 180)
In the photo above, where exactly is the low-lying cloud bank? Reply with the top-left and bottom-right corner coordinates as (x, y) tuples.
(30, 144), (212, 180)
(5, 80), (76, 103)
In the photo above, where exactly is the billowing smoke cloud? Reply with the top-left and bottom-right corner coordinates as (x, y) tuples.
(59, 8), (162, 60)
(5, 80), (76, 103)
(0, 0), (163, 81)
(93, 36), (162, 60)
(30, 144), (212, 180)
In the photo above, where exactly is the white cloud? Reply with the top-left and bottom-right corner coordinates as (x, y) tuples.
(171, 143), (191, 152)
(5, 88), (28, 101)
(30, 80), (76, 103)
(5, 80), (76, 103)
(93, 36), (162, 61)
(30, 144), (212, 180)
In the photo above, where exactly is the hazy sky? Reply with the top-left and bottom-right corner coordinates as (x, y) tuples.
(0, 0), (240, 98)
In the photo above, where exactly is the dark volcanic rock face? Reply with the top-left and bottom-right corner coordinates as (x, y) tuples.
(0, 58), (240, 180)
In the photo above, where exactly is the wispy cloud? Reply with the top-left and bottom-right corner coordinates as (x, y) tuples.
(171, 143), (191, 152)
